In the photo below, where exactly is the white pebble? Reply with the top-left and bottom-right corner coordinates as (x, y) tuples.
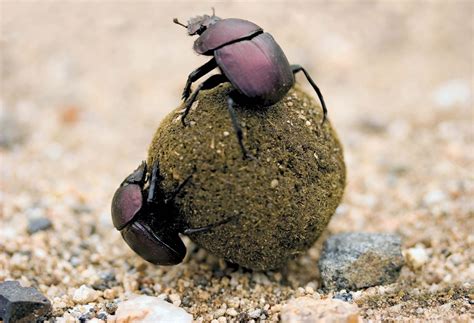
(423, 190), (447, 205)
(248, 309), (262, 318)
(113, 295), (192, 323)
(404, 246), (429, 270)
(226, 308), (238, 316)
(270, 179), (279, 188)
(72, 285), (98, 304)
(432, 79), (471, 108)
(169, 293), (181, 306)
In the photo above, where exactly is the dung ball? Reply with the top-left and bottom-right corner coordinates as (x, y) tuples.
(148, 84), (345, 270)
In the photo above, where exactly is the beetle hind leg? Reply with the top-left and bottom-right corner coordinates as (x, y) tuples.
(291, 64), (327, 124)
(183, 214), (239, 235)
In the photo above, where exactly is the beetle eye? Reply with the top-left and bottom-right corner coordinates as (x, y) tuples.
(121, 220), (186, 265)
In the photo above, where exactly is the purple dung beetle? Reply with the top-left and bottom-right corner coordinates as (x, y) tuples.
(174, 10), (327, 159)
(111, 161), (232, 265)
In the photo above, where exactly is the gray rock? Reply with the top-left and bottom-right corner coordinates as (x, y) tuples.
(27, 217), (52, 234)
(318, 232), (404, 290)
(0, 281), (51, 323)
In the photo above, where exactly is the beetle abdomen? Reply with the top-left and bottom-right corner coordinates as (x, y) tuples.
(215, 33), (294, 106)
(194, 18), (262, 55)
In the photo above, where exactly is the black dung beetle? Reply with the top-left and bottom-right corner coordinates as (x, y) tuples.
(111, 161), (232, 265)
(174, 10), (327, 158)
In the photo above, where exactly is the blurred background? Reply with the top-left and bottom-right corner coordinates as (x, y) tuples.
(1, 1), (473, 320)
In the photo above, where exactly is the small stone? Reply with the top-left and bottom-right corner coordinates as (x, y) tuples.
(111, 295), (192, 323)
(422, 190), (447, 205)
(169, 293), (181, 306)
(432, 79), (471, 108)
(27, 217), (52, 234)
(97, 312), (108, 321)
(318, 232), (404, 290)
(0, 281), (52, 323)
(333, 292), (353, 302)
(72, 285), (99, 304)
(226, 308), (238, 316)
(248, 309), (262, 319)
(281, 297), (360, 323)
(103, 289), (116, 300)
(270, 179), (279, 188)
(404, 246), (429, 270)
(105, 302), (118, 315)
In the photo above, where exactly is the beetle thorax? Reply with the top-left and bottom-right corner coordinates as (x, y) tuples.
(187, 14), (221, 35)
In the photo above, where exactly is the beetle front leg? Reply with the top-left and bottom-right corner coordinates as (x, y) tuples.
(146, 161), (162, 205)
(181, 73), (228, 126)
(182, 58), (218, 101)
(291, 64), (327, 124)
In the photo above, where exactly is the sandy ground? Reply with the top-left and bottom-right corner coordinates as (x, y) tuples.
(1, 1), (473, 321)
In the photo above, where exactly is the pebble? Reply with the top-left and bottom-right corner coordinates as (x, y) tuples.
(248, 309), (262, 318)
(110, 295), (192, 323)
(0, 280), (52, 323)
(318, 232), (404, 290)
(103, 289), (116, 300)
(27, 217), (53, 234)
(270, 179), (279, 188)
(169, 293), (181, 306)
(281, 297), (360, 323)
(432, 79), (471, 108)
(422, 190), (447, 206)
(72, 285), (99, 304)
(404, 246), (429, 270)
(226, 308), (238, 316)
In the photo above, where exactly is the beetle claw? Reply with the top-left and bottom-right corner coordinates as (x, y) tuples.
(243, 151), (258, 162)
(180, 115), (188, 127)
(181, 89), (191, 101)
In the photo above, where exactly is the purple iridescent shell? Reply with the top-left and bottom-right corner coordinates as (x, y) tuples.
(194, 18), (262, 55)
(215, 32), (294, 105)
(111, 184), (143, 230)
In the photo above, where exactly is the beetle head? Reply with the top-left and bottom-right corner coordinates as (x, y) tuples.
(173, 8), (221, 36)
(111, 161), (186, 265)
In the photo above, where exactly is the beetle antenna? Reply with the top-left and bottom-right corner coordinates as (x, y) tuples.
(173, 18), (188, 28)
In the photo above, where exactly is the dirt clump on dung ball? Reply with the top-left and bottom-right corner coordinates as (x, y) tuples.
(148, 84), (345, 270)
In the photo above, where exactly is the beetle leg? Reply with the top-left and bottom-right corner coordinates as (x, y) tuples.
(146, 160), (161, 205)
(182, 57), (218, 101)
(227, 95), (257, 161)
(163, 174), (193, 205)
(291, 64), (327, 124)
(181, 73), (228, 126)
(183, 214), (239, 235)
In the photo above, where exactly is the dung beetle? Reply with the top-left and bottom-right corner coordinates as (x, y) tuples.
(174, 10), (327, 158)
(111, 161), (232, 265)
